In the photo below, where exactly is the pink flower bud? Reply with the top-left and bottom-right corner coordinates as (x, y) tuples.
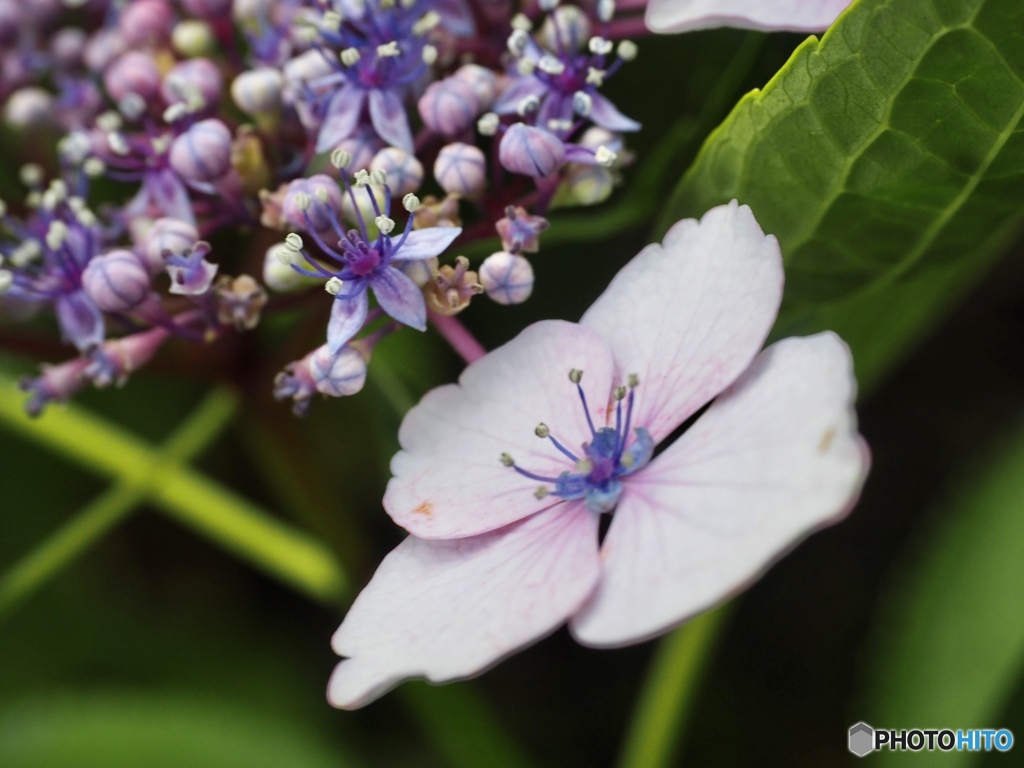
(479, 251), (534, 305)
(4, 88), (53, 129)
(118, 0), (174, 48)
(103, 51), (162, 104)
(418, 79), (480, 136)
(283, 174), (342, 233)
(230, 68), (283, 115)
(82, 250), (152, 312)
(499, 123), (565, 178)
(370, 147), (424, 197)
(169, 118), (233, 182)
(311, 345), (367, 398)
(162, 58), (222, 111)
(451, 64), (497, 107)
(434, 142), (486, 196)
(141, 217), (198, 274)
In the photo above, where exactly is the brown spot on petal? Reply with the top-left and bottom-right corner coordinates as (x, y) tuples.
(818, 426), (837, 454)
(413, 501), (434, 516)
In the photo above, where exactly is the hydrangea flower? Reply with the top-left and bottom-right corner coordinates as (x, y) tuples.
(326, 202), (870, 708)
(646, 0), (855, 34)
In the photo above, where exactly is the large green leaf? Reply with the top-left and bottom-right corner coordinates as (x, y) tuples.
(660, 0), (1024, 386)
(858, 422), (1024, 766)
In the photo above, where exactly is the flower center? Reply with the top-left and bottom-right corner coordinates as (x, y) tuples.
(500, 369), (653, 514)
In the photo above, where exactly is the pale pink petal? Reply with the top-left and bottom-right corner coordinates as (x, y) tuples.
(386, 320), (614, 539)
(328, 503), (600, 709)
(571, 333), (869, 647)
(646, 0), (853, 34)
(580, 201), (783, 444)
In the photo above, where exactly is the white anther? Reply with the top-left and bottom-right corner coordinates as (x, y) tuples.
(422, 45), (438, 65)
(314, 188), (330, 203)
(369, 168), (387, 186)
(11, 240), (41, 267)
(163, 103), (189, 123)
(67, 196), (85, 212)
(537, 54), (565, 75)
(402, 193), (420, 212)
(274, 244), (294, 265)
(46, 221), (68, 250)
(40, 190), (60, 211)
(586, 67), (606, 86)
(25, 192), (41, 208)
(340, 47), (361, 66)
(500, 453), (515, 467)
(325, 276), (344, 295)
(628, 373), (639, 388)
(19, 164), (43, 187)
(321, 11), (343, 31)
(617, 40), (638, 61)
(83, 158), (106, 177)
(353, 169), (371, 187)
(595, 145), (617, 167)
(47, 179), (68, 201)
(507, 29), (529, 56)
(569, 368), (583, 384)
(511, 13), (532, 31)
(572, 91), (593, 116)
(538, 0), (559, 11)
(0, 269), (12, 294)
(330, 148), (353, 169)
(588, 36), (613, 55)
(294, 23), (319, 45)
(534, 486), (549, 499)
(284, 233), (304, 251)
(516, 57), (537, 76)
(119, 93), (146, 120)
(477, 112), (500, 136)
(546, 118), (572, 132)
(597, 0), (615, 22)
(412, 11), (440, 35)
(96, 111), (122, 132)
(76, 208), (98, 227)
(108, 132), (130, 156)
(534, 423), (550, 438)
(151, 135), (171, 155)
(517, 95), (540, 116)
(375, 215), (396, 235)
(294, 192), (312, 211)
(376, 41), (400, 57)
(58, 133), (92, 164)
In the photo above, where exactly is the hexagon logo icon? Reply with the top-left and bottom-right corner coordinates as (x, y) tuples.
(849, 722), (875, 757)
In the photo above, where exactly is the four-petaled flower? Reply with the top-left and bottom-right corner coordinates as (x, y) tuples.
(326, 202), (870, 709)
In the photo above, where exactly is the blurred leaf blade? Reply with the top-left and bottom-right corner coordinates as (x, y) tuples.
(660, 0), (1024, 387)
(860, 421), (1024, 766)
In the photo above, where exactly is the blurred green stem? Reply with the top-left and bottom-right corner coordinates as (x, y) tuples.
(617, 607), (730, 768)
(0, 380), (346, 606)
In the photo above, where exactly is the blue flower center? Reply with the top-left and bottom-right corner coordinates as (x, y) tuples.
(502, 370), (653, 515)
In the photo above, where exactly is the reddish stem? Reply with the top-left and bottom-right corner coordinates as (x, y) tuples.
(429, 310), (487, 364)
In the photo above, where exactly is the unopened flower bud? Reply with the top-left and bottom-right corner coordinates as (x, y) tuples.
(370, 147), (423, 196)
(418, 79), (480, 137)
(4, 88), (53, 129)
(264, 245), (313, 291)
(118, 0), (173, 48)
(499, 123), (565, 178)
(104, 51), (161, 104)
(541, 5), (590, 50)
(617, 40), (638, 61)
(141, 217), (198, 274)
(452, 64), (497, 107)
(311, 344), (367, 398)
(162, 58), (223, 111)
(434, 142), (486, 196)
(83, 28), (126, 73)
(50, 27), (87, 70)
(169, 119), (233, 182)
(82, 249), (151, 312)
(231, 68), (284, 115)
(479, 251), (534, 305)
(560, 165), (614, 206)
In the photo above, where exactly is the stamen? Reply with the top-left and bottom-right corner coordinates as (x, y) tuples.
(500, 453), (515, 467)
(534, 486), (549, 499)
(535, 423), (550, 438)
(569, 369), (583, 384)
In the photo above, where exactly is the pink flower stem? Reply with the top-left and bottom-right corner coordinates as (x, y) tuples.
(429, 310), (487, 364)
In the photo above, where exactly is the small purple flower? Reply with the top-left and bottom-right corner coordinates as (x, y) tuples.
(495, 206), (549, 254)
(282, 172), (461, 351)
(20, 357), (91, 416)
(165, 240), (218, 296)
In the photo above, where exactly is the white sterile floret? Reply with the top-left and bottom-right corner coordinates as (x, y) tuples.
(340, 48), (361, 66)
(572, 91), (593, 116)
(617, 40), (638, 61)
(325, 277), (344, 295)
(588, 36), (613, 55)
(478, 113), (499, 136)
(595, 146), (617, 167)
(538, 55), (565, 75)
(402, 193), (421, 212)
(331, 148), (353, 169)
(422, 45), (438, 65)
(375, 215), (396, 235)
(377, 41), (400, 57)
(284, 232), (304, 251)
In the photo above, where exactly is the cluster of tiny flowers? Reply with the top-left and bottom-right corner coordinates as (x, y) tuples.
(0, 0), (645, 416)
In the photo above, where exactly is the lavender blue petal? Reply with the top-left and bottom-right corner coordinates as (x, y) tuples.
(588, 93), (641, 132)
(56, 290), (105, 352)
(327, 288), (369, 352)
(316, 85), (366, 153)
(371, 266), (427, 331)
(493, 78), (549, 115)
(394, 227), (462, 261)
(369, 90), (413, 152)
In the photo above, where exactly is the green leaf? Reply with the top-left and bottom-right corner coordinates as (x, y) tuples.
(858, 423), (1024, 766)
(0, 691), (359, 768)
(660, 0), (1024, 387)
